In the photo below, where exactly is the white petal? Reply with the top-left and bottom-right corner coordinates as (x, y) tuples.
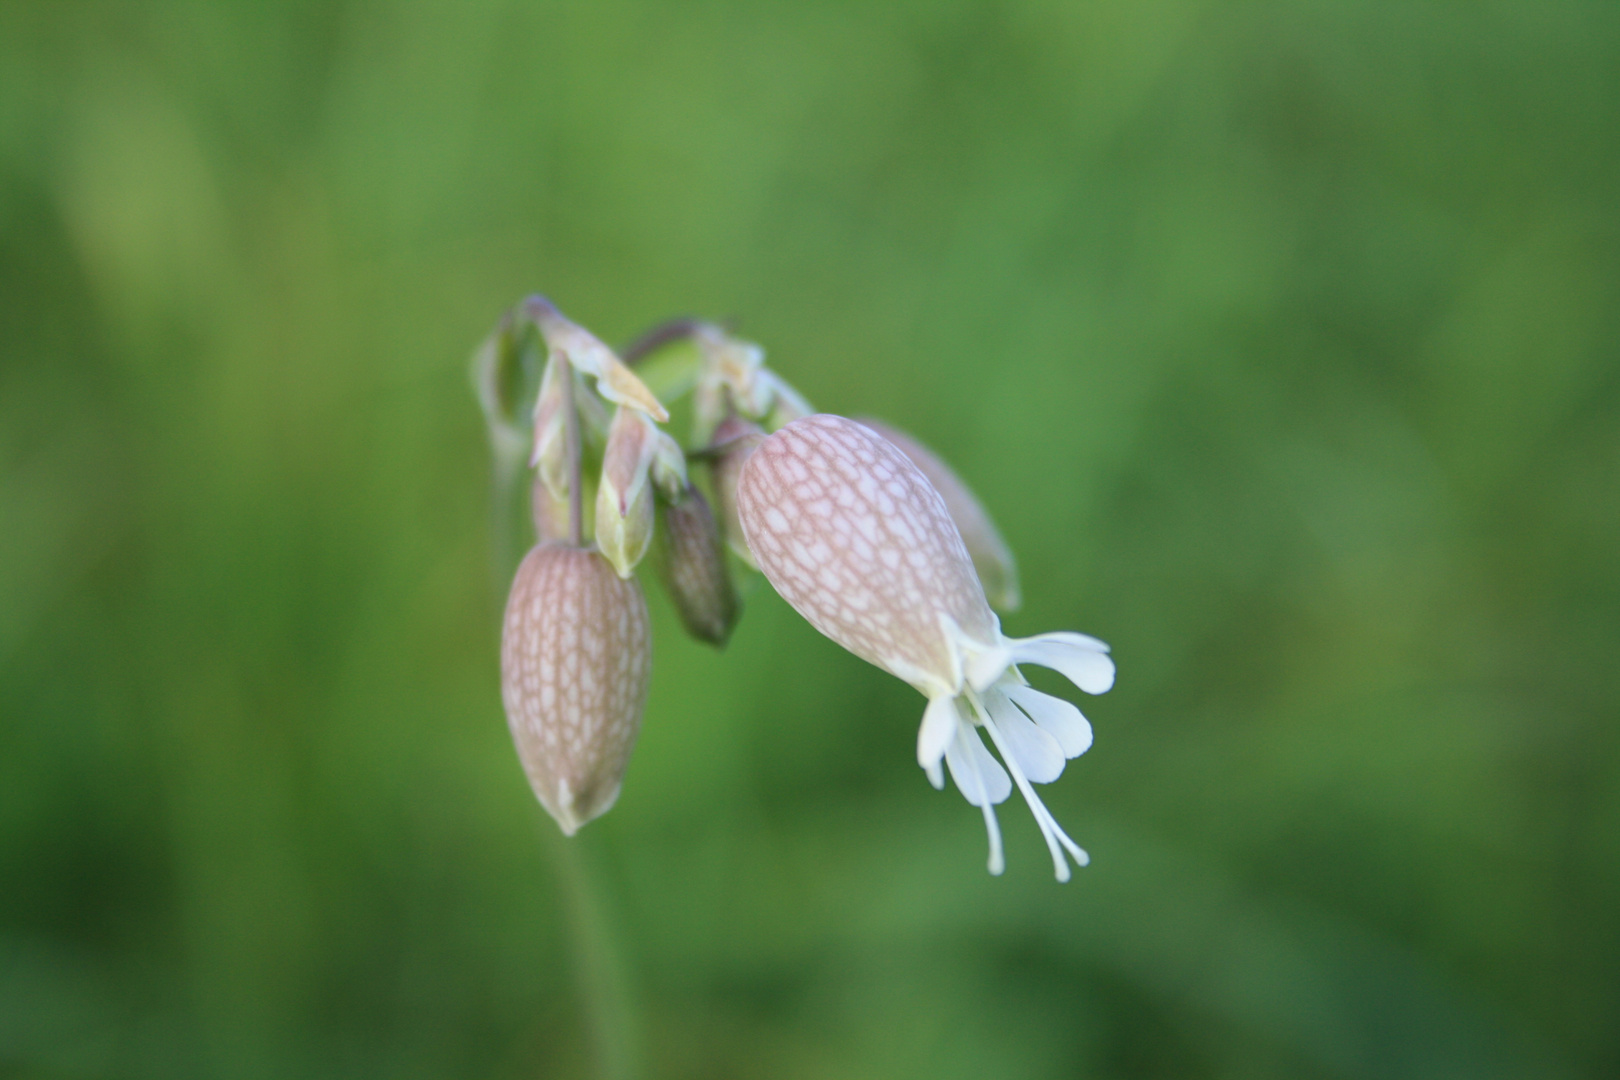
(917, 695), (957, 787)
(943, 715), (1006, 875)
(1004, 683), (1093, 758)
(1007, 632), (1115, 694)
(946, 722), (1011, 807)
(984, 689), (1066, 784)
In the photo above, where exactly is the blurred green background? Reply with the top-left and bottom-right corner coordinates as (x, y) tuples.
(3, 2), (1618, 1078)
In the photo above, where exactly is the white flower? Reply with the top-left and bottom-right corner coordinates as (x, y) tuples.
(736, 414), (1113, 880)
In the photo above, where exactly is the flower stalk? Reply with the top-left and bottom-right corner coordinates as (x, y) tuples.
(561, 353), (583, 546)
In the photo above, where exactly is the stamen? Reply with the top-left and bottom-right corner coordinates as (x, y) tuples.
(954, 716), (1005, 875)
(982, 686), (1065, 783)
(1041, 806), (1091, 868)
(972, 692), (1077, 882)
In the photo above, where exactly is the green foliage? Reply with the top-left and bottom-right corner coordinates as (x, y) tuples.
(2, 1), (1617, 1077)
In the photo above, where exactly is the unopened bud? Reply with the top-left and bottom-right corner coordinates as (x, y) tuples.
(501, 543), (652, 835)
(653, 486), (741, 646)
(856, 419), (1021, 612)
(595, 407), (658, 578)
(526, 296), (669, 422)
(692, 327), (762, 442)
(706, 416), (766, 568)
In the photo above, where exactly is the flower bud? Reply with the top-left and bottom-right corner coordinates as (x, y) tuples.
(653, 486), (741, 646)
(706, 416), (766, 568)
(691, 329), (762, 443)
(501, 543), (652, 835)
(759, 370), (813, 430)
(526, 296), (668, 422)
(595, 406), (658, 578)
(855, 418), (1021, 612)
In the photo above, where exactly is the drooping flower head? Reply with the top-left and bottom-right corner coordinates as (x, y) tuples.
(477, 297), (1117, 871)
(736, 414), (1113, 880)
(596, 405), (686, 578)
(501, 543), (652, 835)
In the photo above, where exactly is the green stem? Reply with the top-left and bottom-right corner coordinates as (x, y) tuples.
(546, 827), (641, 1080)
(559, 354), (584, 547)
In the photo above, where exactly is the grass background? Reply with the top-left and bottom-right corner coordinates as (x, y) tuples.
(2, 2), (1617, 1077)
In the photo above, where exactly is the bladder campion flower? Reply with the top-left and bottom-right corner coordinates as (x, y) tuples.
(736, 414), (1113, 880)
(531, 471), (571, 544)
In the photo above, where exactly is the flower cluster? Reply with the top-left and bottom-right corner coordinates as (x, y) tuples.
(473, 297), (1114, 878)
